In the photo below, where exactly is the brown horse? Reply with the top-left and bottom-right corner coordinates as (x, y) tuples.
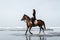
(21, 14), (46, 35)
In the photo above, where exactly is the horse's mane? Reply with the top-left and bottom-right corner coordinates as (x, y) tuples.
(24, 14), (31, 20)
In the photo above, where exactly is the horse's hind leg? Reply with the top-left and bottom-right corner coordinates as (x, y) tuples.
(39, 27), (41, 33)
(29, 27), (33, 34)
(41, 27), (44, 33)
(25, 28), (28, 35)
(43, 29), (44, 33)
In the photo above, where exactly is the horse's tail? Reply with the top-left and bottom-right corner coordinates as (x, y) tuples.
(43, 21), (46, 30)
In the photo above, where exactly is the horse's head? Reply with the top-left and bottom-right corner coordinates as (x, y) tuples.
(21, 14), (27, 21)
(21, 14), (31, 21)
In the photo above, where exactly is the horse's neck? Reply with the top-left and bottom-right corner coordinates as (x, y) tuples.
(25, 18), (30, 23)
(25, 16), (30, 22)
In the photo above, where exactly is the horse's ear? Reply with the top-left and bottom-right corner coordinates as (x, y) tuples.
(24, 14), (25, 15)
(24, 14), (26, 16)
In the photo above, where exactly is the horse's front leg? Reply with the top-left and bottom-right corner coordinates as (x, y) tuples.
(29, 27), (33, 34)
(25, 27), (28, 35)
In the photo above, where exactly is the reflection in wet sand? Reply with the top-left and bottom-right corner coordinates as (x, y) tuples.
(10, 30), (60, 40)
(25, 34), (46, 40)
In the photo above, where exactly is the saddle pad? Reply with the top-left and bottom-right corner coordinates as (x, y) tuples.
(34, 20), (38, 24)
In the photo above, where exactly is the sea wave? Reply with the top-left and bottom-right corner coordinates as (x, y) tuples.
(0, 27), (59, 31)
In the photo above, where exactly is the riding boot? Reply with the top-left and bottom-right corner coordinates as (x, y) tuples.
(32, 21), (35, 26)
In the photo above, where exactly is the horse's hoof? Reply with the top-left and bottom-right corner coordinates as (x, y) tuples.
(25, 33), (27, 35)
(31, 33), (33, 35)
(30, 33), (33, 35)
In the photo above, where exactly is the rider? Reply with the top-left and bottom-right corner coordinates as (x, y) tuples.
(31, 9), (36, 26)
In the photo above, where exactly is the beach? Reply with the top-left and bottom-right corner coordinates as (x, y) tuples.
(0, 27), (60, 40)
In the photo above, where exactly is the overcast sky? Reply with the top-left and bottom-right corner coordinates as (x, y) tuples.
(0, 0), (60, 27)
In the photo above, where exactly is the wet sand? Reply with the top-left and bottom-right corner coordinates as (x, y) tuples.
(0, 29), (60, 40)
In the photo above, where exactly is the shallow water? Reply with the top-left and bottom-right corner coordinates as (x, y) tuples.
(0, 30), (60, 40)
(0, 27), (60, 40)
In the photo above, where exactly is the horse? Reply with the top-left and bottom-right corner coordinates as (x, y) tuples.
(21, 14), (46, 35)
